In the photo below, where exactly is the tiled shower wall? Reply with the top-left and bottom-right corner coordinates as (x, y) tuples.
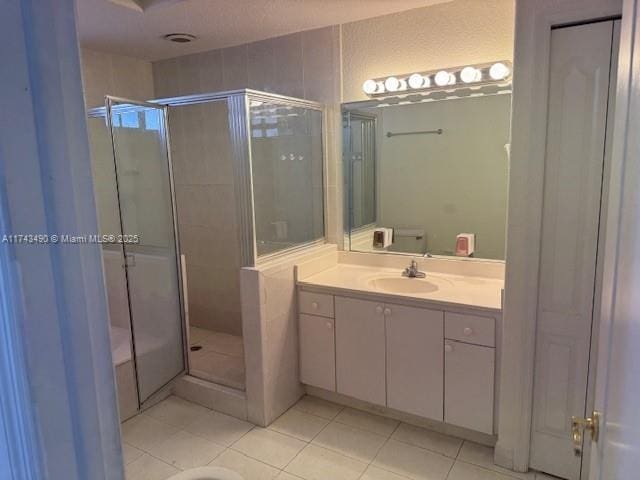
(169, 101), (243, 335)
(80, 48), (154, 108)
(152, 26), (340, 104)
(153, 26), (342, 336)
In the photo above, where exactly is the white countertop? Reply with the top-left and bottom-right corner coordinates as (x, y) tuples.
(298, 264), (504, 312)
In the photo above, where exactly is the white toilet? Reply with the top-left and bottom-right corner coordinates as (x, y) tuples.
(167, 467), (244, 480)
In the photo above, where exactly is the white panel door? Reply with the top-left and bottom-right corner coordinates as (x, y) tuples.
(335, 296), (386, 406)
(530, 21), (615, 479)
(299, 314), (336, 391)
(444, 340), (494, 434)
(386, 304), (443, 420)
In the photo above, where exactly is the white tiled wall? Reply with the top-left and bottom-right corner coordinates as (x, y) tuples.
(152, 26), (340, 104)
(241, 245), (339, 427)
(169, 101), (243, 335)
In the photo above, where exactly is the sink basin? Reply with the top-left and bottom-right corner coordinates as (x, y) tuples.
(367, 276), (441, 294)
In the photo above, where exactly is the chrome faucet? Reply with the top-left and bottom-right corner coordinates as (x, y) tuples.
(402, 259), (426, 278)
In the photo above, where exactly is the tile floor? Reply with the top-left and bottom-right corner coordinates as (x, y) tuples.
(123, 395), (556, 480)
(188, 326), (245, 390)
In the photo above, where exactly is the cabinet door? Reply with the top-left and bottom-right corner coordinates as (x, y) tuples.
(335, 297), (386, 405)
(386, 305), (444, 420)
(299, 314), (335, 391)
(444, 340), (494, 434)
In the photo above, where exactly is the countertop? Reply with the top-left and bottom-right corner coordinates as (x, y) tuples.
(297, 264), (504, 312)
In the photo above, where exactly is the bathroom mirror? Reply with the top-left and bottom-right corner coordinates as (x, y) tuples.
(343, 92), (511, 260)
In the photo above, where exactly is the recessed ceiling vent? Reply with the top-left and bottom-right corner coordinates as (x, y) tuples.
(164, 33), (197, 43)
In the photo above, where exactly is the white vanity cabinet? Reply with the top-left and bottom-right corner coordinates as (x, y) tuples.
(334, 297), (386, 406)
(299, 314), (335, 391)
(386, 304), (443, 420)
(298, 291), (336, 391)
(444, 312), (495, 434)
(297, 288), (499, 435)
(444, 339), (494, 434)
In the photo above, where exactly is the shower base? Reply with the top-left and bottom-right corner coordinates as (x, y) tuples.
(188, 326), (245, 391)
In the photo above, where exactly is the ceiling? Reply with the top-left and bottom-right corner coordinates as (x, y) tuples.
(75, 0), (451, 61)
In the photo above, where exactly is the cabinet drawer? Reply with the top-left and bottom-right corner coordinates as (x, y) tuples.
(299, 291), (334, 318)
(445, 312), (495, 347)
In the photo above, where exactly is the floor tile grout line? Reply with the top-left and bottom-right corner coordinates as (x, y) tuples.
(132, 450), (183, 473)
(371, 446), (454, 480)
(322, 417), (396, 441)
(207, 448), (284, 475)
(454, 458), (530, 480)
(355, 423), (396, 480)
(124, 427), (230, 468)
(331, 415), (400, 438)
(364, 462), (419, 480)
(279, 409), (338, 473)
(291, 401), (345, 422)
(455, 439), (467, 460)
(145, 396), (527, 480)
(145, 444), (224, 473)
(387, 435), (463, 460)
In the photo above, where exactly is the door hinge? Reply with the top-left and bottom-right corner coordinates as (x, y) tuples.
(571, 411), (600, 456)
(122, 253), (136, 268)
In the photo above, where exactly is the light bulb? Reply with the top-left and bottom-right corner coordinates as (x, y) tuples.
(460, 66), (481, 83)
(362, 79), (377, 95)
(408, 73), (425, 89)
(434, 70), (454, 87)
(384, 76), (401, 92)
(489, 62), (510, 80)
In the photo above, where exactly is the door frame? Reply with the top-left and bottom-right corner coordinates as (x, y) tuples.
(105, 96), (189, 407)
(497, 0), (622, 473)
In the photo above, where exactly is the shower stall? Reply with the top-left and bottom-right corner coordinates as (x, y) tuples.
(87, 90), (325, 416)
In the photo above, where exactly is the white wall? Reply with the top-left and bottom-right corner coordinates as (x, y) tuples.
(80, 48), (154, 108)
(341, 0), (515, 101)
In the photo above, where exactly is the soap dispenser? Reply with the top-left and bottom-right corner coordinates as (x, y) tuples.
(455, 233), (475, 257)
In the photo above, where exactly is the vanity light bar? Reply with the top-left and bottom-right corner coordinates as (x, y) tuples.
(362, 61), (512, 97)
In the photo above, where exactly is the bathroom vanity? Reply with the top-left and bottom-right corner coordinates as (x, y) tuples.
(296, 260), (503, 436)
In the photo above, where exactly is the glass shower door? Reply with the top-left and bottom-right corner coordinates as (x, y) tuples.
(107, 98), (185, 403)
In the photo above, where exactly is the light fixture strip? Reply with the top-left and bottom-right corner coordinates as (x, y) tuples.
(362, 61), (512, 97)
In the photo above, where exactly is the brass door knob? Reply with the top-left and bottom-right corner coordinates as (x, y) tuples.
(571, 411), (600, 456)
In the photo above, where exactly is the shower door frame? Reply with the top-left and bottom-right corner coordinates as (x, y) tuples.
(154, 89), (328, 268)
(155, 89), (327, 387)
(88, 97), (189, 409)
(343, 110), (378, 243)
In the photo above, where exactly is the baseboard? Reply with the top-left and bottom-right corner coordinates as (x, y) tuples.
(305, 385), (496, 447)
